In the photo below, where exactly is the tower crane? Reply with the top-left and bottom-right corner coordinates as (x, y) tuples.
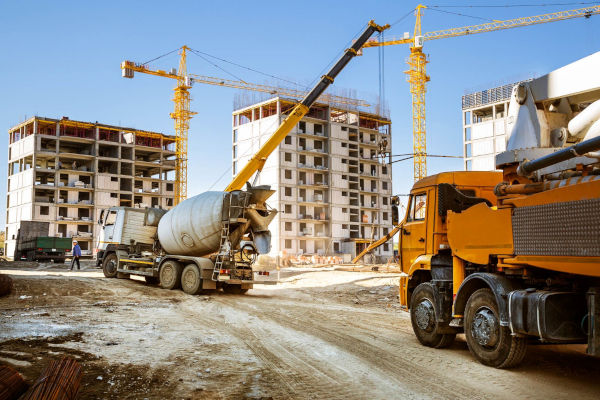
(121, 47), (371, 205)
(363, 3), (600, 182)
(353, 4), (600, 264)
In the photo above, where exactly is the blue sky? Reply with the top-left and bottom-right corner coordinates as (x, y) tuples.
(1, 1), (599, 228)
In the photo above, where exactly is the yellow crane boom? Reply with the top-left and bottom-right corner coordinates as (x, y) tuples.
(121, 48), (371, 205)
(353, 4), (600, 264)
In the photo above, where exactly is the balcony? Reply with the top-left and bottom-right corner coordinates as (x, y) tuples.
(298, 196), (328, 205)
(297, 163), (328, 171)
(298, 214), (329, 222)
(298, 146), (327, 154)
(297, 130), (328, 138)
(297, 180), (328, 188)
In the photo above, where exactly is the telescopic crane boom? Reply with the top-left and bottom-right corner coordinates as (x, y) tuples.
(225, 20), (390, 192)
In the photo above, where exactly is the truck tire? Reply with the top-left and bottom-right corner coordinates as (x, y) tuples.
(102, 253), (118, 278)
(160, 260), (182, 290)
(223, 284), (248, 295)
(464, 288), (527, 368)
(181, 264), (202, 295)
(410, 282), (456, 348)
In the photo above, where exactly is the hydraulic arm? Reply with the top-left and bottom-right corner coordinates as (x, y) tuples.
(225, 20), (389, 192)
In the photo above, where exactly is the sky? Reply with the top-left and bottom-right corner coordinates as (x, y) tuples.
(1, 0), (599, 229)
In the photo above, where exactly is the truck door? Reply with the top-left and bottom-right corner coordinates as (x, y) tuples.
(99, 210), (118, 248)
(400, 192), (428, 273)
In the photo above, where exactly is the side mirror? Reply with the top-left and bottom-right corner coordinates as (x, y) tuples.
(98, 209), (104, 225)
(392, 205), (399, 226)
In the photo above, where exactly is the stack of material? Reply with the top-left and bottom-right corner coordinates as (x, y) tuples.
(22, 357), (81, 400)
(0, 274), (13, 297)
(0, 365), (28, 399)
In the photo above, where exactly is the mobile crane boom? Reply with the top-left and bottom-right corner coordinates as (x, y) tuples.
(225, 20), (390, 192)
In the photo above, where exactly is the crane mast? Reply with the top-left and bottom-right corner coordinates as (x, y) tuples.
(225, 20), (390, 192)
(170, 46), (197, 205)
(406, 5), (429, 182)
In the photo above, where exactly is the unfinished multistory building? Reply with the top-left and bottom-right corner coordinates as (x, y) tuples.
(5, 116), (176, 258)
(232, 97), (393, 263)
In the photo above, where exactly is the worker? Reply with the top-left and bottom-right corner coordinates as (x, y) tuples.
(70, 240), (81, 271)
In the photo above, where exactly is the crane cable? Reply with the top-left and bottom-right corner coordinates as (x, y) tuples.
(187, 48), (247, 83)
(140, 47), (181, 66)
(378, 30), (386, 116)
(427, 7), (496, 21)
(188, 48), (307, 90)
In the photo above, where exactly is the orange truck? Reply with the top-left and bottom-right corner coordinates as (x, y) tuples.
(391, 53), (600, 368)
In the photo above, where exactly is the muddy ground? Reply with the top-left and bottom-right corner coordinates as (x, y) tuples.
(0, 262), (599, 399)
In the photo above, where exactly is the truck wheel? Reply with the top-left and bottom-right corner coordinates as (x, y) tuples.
(181, 264), (202, 295)
(464, 288), (527, 368)
(145, 276), (159, 285)
(160, 260), (182, 290)
(102, 253), (118, 278)
(410, 283), (456, 348)
(223, 284), (248, 295)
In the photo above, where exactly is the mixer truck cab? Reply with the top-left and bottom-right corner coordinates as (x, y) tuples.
(96, 185), (278, 295)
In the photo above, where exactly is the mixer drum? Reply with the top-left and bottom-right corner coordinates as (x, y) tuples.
(157, 191), (226, 256)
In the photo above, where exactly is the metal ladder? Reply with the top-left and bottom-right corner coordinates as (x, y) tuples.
(211, 193), (248, 281)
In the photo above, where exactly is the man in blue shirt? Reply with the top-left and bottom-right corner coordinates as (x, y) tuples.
(70, 240), (81, 271)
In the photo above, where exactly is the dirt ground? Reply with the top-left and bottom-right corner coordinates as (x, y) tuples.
(1, 262), (599, 399)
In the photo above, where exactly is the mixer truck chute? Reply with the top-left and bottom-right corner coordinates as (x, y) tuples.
(96, 20), (389, 294)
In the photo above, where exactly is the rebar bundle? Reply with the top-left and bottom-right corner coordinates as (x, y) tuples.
(22, 357), (82, 400)
(0, 365), (28, 400)
(0, 274), (12, 297)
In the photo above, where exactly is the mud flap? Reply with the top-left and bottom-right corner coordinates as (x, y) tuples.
(201, 268), (217, 290)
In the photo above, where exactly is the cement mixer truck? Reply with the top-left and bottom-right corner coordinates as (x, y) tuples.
(95, 20), (390, 294)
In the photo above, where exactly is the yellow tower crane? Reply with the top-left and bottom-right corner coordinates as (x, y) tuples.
(353, 4), (600, 264)
(121, 47), (370, 205)
(363, 4), (600, 182)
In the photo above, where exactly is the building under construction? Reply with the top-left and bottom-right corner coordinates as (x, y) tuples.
(5, 116), (176, 258)
(232, 96), (393, 263)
